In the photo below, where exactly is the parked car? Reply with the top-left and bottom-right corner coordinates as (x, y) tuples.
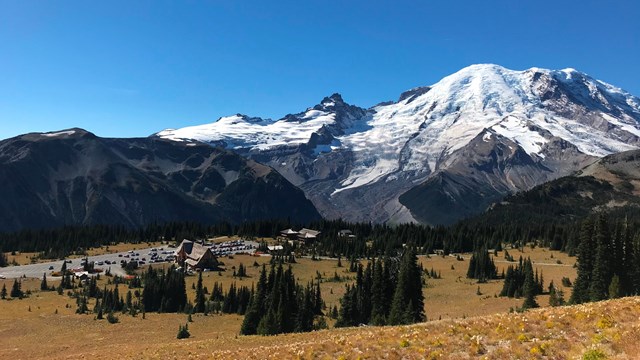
(49, 265), (54, 270)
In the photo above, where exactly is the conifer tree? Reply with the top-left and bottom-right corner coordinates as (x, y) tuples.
(10, 279), (23, 299)
(548, 281), (563, 307)
(195, 271), (206, 313)
(521, 260), (538, 310)
(0, 250), (6, 268)
(388, 248), (425, 325)
(40, 273), (48, 291)
(370, 258), (387, 325)
(241, 265), (267, 335)
(621, 217), (635, 295)
(570, 219), (594, 304)
(608, 275), (622, 299)
(589, 215), (611, 302)
(256, 309), (279, 335)
(1, 284), (6, 299)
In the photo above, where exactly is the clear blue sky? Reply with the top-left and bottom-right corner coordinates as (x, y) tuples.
(1, 1), (638, 140)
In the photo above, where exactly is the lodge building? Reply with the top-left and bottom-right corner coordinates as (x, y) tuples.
(174, 239), (219, 270)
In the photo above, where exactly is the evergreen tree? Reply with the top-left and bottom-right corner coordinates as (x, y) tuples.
(589, 215), (611, 302)
(40, 273), (48, 291)
(195, 271), (206, 313)
(237, 263), (247, 278)
(177, 324), (190, 339)
(521, 260), (538, 310)
(370, 259), (388, 325)
(608, 275), (622, 299)
(256, 309), (279, 335)
(548, 281), (564, 307)
(10, 279), (23, 299)
(388, 248), (425, 325)
(0, 250), (7, 267)
(241, 265), (267, 335)
(1, 284), (6, 299)
(621, 217), (635, 295)
(570, 219), (594, 304)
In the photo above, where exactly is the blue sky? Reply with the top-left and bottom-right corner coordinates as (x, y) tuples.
(1, 1), (638, 140)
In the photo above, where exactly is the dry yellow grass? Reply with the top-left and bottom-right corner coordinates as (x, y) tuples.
(420, 246), (576, 320)
(2, 281), (639, 359)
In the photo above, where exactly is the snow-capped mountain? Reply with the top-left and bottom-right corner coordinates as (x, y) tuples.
(155, 64), (640, 224)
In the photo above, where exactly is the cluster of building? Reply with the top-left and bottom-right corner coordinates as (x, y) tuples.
(174, 227), (327, 271)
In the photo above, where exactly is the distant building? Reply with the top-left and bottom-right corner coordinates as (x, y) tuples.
(267, 245), (284, 253)
(279, 228), (321, 242)
(74, 271), (90, 280)
(338, 229), (356, 238)
(280, 228), (300, 240)
(297, 228), (321, 241)
(174, 239), (219, 270)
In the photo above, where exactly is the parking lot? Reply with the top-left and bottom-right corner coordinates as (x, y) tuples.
(0, 239), (259, 279)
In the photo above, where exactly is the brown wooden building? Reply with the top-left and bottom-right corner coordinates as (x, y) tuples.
(174, 239), (218, 270)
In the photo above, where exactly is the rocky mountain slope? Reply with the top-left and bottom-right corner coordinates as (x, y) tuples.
(0, 129), (320, 232)
(156, 64), (640, 225)
(475, 149), (640, 226)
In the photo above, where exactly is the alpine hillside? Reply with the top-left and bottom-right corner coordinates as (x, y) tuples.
(474, 149), (640, 227)
(0, 129), (320, 232)
(157, 64), (640, 225)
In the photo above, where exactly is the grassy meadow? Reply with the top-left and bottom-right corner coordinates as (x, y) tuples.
(0, 245), (581, 359)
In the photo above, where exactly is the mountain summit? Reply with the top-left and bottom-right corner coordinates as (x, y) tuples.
(156, 64), (640, 224)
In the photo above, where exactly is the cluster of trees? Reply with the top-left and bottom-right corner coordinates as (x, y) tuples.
(217, 282), (252, 314)
(0, 214), (603, 262)
(191, 272), (252, 315)
(570, 216), (640, 304)
(141, 266), (187, 313)
(466, 246), (498, 282)
(93, 284), (141, 317)
(71, 274), (142, 320)
(499, 257), (545, 309)
(240, 264), (322, 335)
(0, 222), (236, 259)
(1, 279), (24, 299)
(335, 248), (425, 327)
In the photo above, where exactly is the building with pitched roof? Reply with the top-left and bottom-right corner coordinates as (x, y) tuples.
(279, 228), (300, 239)
(174, 239), (219, 270)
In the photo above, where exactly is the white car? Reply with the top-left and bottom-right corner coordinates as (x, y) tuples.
(0, 274), (6, 279)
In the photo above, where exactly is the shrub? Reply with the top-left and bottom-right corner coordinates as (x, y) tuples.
(177, 324), (191, 339)
(582, 348), (607, 360)
(107, 312), (119, 324)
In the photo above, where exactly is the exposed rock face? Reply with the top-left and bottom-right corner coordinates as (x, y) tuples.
(0, 129), (320, 232)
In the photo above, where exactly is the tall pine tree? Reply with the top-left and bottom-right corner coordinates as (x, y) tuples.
(388, 248), (425, 325)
